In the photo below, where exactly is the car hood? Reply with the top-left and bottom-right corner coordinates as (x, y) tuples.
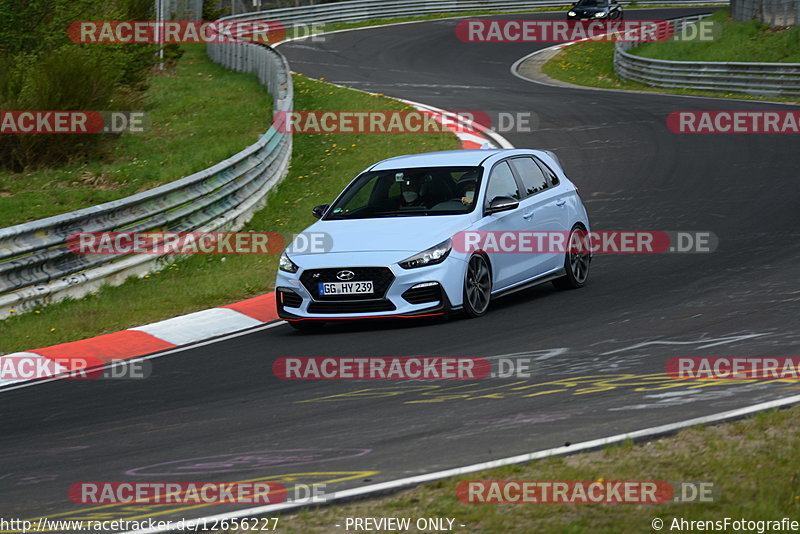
(289, 215), (471, 256)
(572, 5), (607, 12)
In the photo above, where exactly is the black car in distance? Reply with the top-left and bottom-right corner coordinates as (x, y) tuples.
(567, 0), (624, 20)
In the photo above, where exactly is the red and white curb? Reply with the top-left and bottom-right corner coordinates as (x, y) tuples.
(398, 98), (513, 150)
(0, 293), (279, 388)
(399, 99), (501, 149)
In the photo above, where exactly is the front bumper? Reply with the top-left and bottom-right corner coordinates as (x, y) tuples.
(567, 12), (611, 19)
(275, 254), (466, 321)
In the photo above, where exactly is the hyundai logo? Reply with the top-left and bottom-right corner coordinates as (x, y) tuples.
(336, 270), (355, 281)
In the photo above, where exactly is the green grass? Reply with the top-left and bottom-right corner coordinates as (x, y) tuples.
(633, 9), (800, 63)
(226, 406), (800, 533)
(542, 40), (648, 90)
(0, 44), (272, 228)
(0, 73), (457, 354)
(541, 38), (800, 103)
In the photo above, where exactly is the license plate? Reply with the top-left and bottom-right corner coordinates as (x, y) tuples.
(318, 281), (374, 296)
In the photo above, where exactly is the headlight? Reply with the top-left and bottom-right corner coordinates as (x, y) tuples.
(399, 239), (452, 269)
(595, 11), (606, 17)
(279, 250), (299, 273)
(568, 10), (576, 16)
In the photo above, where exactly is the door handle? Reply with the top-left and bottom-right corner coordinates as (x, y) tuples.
(555, 199), (567, 207)
(522, 211), (534, 220)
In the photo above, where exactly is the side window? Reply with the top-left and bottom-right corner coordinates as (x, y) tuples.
(486, 161), (520, 203)
(535, 158), (560, 187)
(509, 157), (548, 196)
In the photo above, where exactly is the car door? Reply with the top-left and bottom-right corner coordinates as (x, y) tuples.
(475, 159), (528, 290)
(508, 156), (569, 276)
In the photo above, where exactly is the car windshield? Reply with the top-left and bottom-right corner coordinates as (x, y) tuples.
(576, 0), (609, 5)
(324, 166), (484, 220)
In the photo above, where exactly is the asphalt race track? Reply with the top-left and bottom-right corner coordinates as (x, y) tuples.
(2, 8), (799, 528)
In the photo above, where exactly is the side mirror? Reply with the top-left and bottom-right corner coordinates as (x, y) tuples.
(312, 204), (330, 219)
(485, 196), (519, 215)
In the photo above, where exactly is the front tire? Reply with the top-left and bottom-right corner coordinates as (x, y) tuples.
(553, 225), (590, 290)
(463, 254), (492, 318)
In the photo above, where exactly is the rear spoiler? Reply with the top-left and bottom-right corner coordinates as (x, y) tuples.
(542, 150), (563, 170)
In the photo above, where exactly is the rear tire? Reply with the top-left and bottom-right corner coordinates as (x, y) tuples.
(553, 225), (590, 290)
(463, 254), (492, 318)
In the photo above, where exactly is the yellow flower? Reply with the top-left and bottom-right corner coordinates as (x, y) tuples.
(50, 328), (56, 332)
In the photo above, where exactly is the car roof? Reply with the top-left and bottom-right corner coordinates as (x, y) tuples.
(369, 149), (543, 171)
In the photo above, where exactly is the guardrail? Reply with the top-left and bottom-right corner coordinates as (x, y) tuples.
(614, 14), (800, 95)
(0, 43), (293, 319)
(224, 0), (729, 26)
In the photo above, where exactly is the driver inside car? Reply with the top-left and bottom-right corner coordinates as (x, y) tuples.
(460, 181), (476, 205)
(398, 179), (426, 207)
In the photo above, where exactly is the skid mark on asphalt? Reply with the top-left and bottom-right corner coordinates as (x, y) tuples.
(296, 373), (792, 404)
(295, 331), (797, 407)
(125, 449), (373, 476)
(600, 332), (770, 355)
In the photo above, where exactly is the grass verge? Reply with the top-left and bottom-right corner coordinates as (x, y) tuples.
(540, 11), (800, 104)
(0, 44), (272, 228)
(633, 9), (800, 63)
(226, 405), (800, 533)
(0, 73), (457, 354)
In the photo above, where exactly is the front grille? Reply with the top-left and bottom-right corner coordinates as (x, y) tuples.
(307, 300), (396, 314)
(277, 288), (303, 308)
(402, 284), (442, 304)
(299, 267), (394, 301)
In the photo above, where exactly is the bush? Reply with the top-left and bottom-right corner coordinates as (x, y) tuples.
(0, 0), (157, 171)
